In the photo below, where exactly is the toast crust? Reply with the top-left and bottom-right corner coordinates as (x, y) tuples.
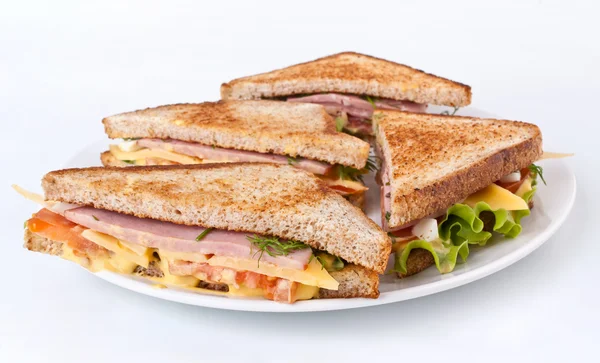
(396, 249), (435, 278)
(374, 111), (543, 228)
(221, 52), (471, 107)
(103, 100), (370, 169)
(42, 163), (391, 273)
(24, 230), (379, 299)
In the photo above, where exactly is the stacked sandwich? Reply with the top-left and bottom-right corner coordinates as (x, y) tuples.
(18, 51), (555, 303)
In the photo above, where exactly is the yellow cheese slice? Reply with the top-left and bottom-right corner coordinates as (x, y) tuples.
(159, 251), (209, 263)
(109, 145), (202, 165)
(118, 240), (148, 256)
(207, 256), (339, 290)
(12, 185), (46, 205)
(539, 151), (574, 160)
(464, 183), (529, 211)
(319, 177), (367, 194)
(515, 177), (533, 199)
(81, 230), (150, 268)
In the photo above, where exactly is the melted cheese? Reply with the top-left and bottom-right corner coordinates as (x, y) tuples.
(109, 145), (202, 164)
(464, 183), (529, 211)
(295, 284), (320, 300)
(155, 253), (200, 287)
(207, 256), (339, 290)
(81, 230), (150, 268)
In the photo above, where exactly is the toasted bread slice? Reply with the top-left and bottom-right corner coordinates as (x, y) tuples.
(24, 230), (380, 299)
(374, 111), (542, 229)
(221, 52), (471, 107)
(100, 152), (368, 211)
(42, 163), (391, 273)
(103, 100), (370, 169)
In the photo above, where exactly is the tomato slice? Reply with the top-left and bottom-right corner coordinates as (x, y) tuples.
(27, 209), (108, 258)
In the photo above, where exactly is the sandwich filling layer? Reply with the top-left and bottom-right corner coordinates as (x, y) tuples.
(20, 192), (351, 303)
(384, 166), (541, 275)
(286, 94), (427, 135)
(108, 139), (369, 196)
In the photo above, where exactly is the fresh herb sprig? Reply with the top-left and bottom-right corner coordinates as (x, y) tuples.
(365, 95), (377, 108)
(247, 235), (309, 266)
(122, 160), (136, 165)
(440, 107), (460, 116)
(337, 155), (381, 182)
(528, 164), (547, 185)
(287, 157), (297, 165)
(196, 228), (213, 241)
(122, 138), (140, 141)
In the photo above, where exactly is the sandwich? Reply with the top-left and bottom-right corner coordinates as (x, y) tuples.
(220, 52), (471, 135)
(101, 100), (374, 209)
(16, 163), (391, 303)
(372, 110), (544, 277)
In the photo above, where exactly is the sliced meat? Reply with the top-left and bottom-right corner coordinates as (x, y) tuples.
(64, 207), (312, 270)
(287, 93), (427, 121)
(137, 139), (333, 175)
(288, 94), (374, 119)
(374, 99), (428, 113)
(346, 116), (373, 135)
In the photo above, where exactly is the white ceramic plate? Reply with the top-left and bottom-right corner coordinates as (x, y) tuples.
(64, 107), (576, 312)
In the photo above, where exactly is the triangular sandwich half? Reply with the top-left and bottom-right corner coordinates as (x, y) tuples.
(221, 52), (471, 135)
(18, 163), (391, 303)
(101, 100), (373, 209)
(373, 111), (543, 277)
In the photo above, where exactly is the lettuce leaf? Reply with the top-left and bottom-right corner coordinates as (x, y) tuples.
(393, 175), (539, 275)
(393, 239), (469, 274)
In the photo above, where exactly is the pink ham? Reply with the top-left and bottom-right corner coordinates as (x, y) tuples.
(288, 94), (373, 119)
(375, 99), (428, 113)
(345, 116), (373, 135)
(136, 139), (333, 176)
(64, 206), (312, 270)
(287, 93), (427, 121)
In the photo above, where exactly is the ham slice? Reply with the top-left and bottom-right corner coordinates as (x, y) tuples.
(374, 99), (427, 113)
(287, 93), (427, 121)
(64, 207), (312, 270)
(288, 94), (373, 119)
(137, 139), (333, 175)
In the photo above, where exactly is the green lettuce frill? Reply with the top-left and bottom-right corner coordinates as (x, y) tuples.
(393, 177), (538, 274)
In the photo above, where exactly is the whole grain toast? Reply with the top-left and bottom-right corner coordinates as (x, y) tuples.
(42, 163), (391, 273)
(221, 52), (471, 107)
(373, 111), (543, 229)
(103, 100), (370, 169)
(100, 152), (367, 211)
(24, 230), (380, 299)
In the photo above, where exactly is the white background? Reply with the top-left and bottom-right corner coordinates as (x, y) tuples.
(1, 1), (598, 362)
